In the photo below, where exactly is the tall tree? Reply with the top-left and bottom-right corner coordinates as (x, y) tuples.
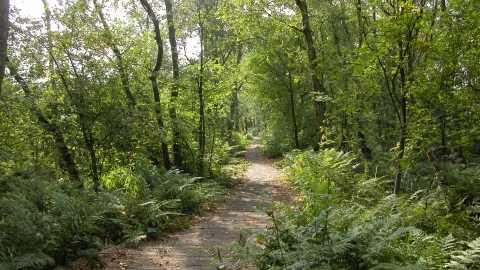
(294, 0), (327, 150)
(196, 1), (206, 176)
(164, 0), (183, 168)
(0, 0), (9, 96)
(139, 0), (171, 170)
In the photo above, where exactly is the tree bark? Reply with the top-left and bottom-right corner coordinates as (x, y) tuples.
(294, 0), (326, 150)
(227, 45), (243, 143)
(0, 0), (9, 96)
(139, 0), (171, 170)
(288, 71), (300, 149)
(394, 0), (420, 194)
(356, 0), (363, 48)
(197, 13), (206, 177)
(164, 0), (182, 168)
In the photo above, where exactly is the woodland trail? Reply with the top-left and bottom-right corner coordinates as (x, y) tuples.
(100, 138), (290, 269)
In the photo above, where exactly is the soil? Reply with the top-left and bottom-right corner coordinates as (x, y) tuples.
(99, 138), (291, 270)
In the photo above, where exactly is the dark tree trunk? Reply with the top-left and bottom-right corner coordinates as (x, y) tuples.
(356, 0), (363, 48)
(79, 114), (99, 191)
(197, 17), (206, 177)
(164, 0), (183, 168)
(0, 0), (9, 96)
(139, 0), (171, 170)
(288, 71), (299, 149)
(394, 1), (419, 194)
(294, 0), (327, 150)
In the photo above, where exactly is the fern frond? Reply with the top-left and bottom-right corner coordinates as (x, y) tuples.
(444, 237), (480, 269)
(386, 226), (416, 241)
(371, 263), (428, 270)
(12, 253), (55, 269)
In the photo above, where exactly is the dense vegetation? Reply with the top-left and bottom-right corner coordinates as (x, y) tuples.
(1, 0), (479, 269)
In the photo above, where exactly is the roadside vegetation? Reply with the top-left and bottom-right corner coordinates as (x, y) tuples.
(224, 148), (480, 269)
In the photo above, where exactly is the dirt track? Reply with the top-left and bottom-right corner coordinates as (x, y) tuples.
(100, 139), (288, 269)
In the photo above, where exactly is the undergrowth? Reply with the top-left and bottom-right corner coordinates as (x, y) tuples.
(221, 148), (480, 269)
(0, 146), (247, 269)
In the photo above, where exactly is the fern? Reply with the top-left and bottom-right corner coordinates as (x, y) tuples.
(0, 253), (55, 270)
(370, 263), (428, 269)
(46, 191), (105, 265)
(446, 237), (480, 269)
(0, 195), (47, 256)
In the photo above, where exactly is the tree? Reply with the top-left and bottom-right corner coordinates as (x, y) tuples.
(294, 0), (327, 150)
(0, 0), (9, 96)
(164, 0), (183, 168)
(139, 0), (172, 170)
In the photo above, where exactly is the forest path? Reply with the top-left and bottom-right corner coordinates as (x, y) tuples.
(100, 138), (290, 269)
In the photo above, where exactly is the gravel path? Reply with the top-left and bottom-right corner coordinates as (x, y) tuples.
(100, 139), (289, 270)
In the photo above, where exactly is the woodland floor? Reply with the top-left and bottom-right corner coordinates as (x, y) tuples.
(98, 138), (291, 270)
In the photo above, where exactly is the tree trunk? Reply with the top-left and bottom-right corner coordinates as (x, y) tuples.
(139, 0), (171, 170)
(197, 16), (206, 177)
(294, 0), (326, 150)
(288, 71), (299, 149)
(0, 0), (9, 96)
(164, 0), (183, 168)
(356, 0), (363, 48)
(79, 114), (99, 191)
(394, 0), (421, 194)
(227, 46), (243, 143)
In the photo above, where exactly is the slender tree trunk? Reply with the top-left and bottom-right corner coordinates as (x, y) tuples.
(0, 0), (9, 96)
(394, 0), (420, 194)
(139, 0), (171, 170)
(294, 0), (327, 150)
(93, 0), (136, 107)
(79, 115), (99, 191)
(7, 58), (80, 181)
(227, 46), (243, 143)
(197, 17), (206, 177)
(356, 0), (363, 48)
(164, 0), (182, 168)
(288, 71), (299, 149)
(395, 60), (407, 194)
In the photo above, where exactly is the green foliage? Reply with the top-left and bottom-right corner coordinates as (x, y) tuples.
(153, 170), (223, 215)
(221, 148), (480, 269)
(0, 164), (231, 268)
(446, 237), (480, 269)
(229, 131), (251, 151)
(0, 253), (55, 270)
(283, 149), (358, 199)
(4, 0), (480, 268)
(101, 165), (148, 197)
